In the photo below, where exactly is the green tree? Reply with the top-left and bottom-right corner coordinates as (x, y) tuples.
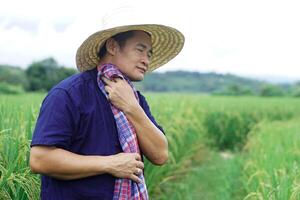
(26, 57), (77, 91)
(293, 87), (300, 97)
(292, 82), (300, 97)
(0, 65), (29, 89)
(0, 82), (24, 94)
(260, 84), (285, 97)
(213, 84), (254, 96)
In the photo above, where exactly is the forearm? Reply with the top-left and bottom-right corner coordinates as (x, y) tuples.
(30, 146), (109, 180)
(101, 77), (168, 164)
(125, 104), (168, 165)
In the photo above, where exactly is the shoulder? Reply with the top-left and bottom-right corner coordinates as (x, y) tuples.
(136, 91), (153, 112)
(52, 68), (97, 92)
(136, 91), (147, 106)
(45, 68), (99, 107)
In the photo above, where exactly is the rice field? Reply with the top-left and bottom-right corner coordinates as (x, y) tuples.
(1, 92), (300, 199)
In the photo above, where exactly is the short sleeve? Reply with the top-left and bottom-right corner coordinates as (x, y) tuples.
(137, 92), (165, 134)
(31, 88), (79, 149)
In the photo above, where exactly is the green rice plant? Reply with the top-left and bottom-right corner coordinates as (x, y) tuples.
(203, 110), (259, 150)
(2, 93), (300, 199)
(143, 93), (207, 198)
(141, 93), (300, 198)
(162, 151), (245, 200)
(0, 93), (44, 200)
(144, 94), (300, 198)
(242, 119), (300, 200)
(201, 96), (300, 151)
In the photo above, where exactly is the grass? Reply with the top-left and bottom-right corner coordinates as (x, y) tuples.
(0, 93), (44, 199)
(1, 92), (300, 199)
(242, 118), (300, 200)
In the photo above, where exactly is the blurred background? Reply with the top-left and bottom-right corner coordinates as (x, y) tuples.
(1, 0), (300, 95)
(1, 0), (300, 200)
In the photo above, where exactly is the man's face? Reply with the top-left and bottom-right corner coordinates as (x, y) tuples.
(112, 31), (152, 81)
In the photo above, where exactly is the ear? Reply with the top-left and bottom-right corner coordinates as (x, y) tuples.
(105, 38), (119, 56)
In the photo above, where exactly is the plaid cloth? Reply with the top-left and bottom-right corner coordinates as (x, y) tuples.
(97, 63), (149, 200)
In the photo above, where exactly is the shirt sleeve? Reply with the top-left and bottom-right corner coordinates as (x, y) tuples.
(31, 88), (79, 149)
(137, 91), (165, 134)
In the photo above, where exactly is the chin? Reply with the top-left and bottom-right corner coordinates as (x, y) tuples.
(131, 77), (144, 82)
(129, 73), (144, 82)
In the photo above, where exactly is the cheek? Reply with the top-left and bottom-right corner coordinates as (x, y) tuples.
(127, 50), (140, 60)
(118, 51), (139, 72)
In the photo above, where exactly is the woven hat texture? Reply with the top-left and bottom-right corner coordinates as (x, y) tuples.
(76, 24), (185, 72)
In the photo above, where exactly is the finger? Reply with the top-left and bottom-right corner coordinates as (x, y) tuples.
(137, 168), (141, 175)
(133, 168), (139, 176)
(136, 161), (144, 170)
(135, 168), (143, 175)
(101, 76), (114, 85)
(112, 76), (123, 82)
(134, 153), (141, 161)
(116, 78), (128, 85)
(104, 85), (112, 93)
(130, 174), (142, 183)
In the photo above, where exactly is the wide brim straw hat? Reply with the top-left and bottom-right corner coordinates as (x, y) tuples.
(76, 24), (185, 72)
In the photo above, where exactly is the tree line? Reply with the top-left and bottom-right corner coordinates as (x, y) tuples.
(1, 57), (300, 97)
(135, 71), (300, 97)
(0, 58), (77, 94)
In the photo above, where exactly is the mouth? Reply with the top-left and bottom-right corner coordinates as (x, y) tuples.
(137, 67), (146, 74)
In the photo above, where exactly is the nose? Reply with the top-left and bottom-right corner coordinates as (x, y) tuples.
(141, 53), (150, 68)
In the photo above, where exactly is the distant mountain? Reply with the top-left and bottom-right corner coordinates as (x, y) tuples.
(1, 62), (299, 96)
(240, 74), (300, 84)
(134, 70), (295, 95)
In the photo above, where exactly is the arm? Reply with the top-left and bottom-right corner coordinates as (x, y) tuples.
(30, 146), (144, 182)
(124, 104), (168, 165)
(30, 88), (144, 182)
(30, 146), (108, 180)
(102, 77), (168, 165)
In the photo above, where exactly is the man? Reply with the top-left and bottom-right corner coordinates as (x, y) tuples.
(30, 24), (184, 199)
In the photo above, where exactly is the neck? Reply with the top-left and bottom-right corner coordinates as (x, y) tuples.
(98, 55), (114, 65)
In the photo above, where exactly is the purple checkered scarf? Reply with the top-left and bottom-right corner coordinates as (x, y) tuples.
(97, 63), (148, 200)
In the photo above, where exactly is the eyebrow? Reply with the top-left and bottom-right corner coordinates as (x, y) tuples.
(137, 43), (153, 55)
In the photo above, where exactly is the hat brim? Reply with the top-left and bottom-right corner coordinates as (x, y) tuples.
(76, 24), (185, 72)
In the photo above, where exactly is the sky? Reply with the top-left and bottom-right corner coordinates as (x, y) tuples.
(1, 0), (300, 81)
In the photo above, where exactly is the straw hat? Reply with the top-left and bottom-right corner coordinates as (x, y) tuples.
(76, 24), (185, 72)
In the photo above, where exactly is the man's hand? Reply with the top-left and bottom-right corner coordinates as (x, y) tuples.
(101, 77), (139, 113)
(30, 146), (145, 181)
(106, 153), (144, 183)
(101, 76), (168, 166)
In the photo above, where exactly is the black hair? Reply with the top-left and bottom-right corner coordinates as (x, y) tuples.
(97, 31), (135, 59)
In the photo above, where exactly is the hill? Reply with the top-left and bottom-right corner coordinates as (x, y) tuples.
(134, 71), (267, 95)
(1, 59), (299, 96)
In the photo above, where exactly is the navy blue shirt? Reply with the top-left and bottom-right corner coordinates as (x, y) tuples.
(31, 68), (164, 200)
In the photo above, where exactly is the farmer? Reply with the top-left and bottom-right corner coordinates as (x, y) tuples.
(29, 24), (184, 199)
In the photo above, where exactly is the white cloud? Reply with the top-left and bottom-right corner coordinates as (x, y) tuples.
(0, 0), (300, 79)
